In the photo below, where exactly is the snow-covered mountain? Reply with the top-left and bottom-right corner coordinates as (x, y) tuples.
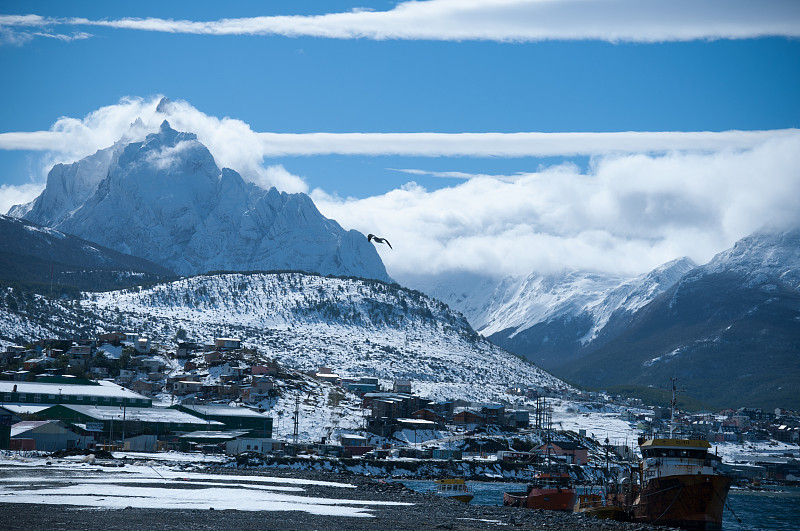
(11, 121), (389, 282)
(560, 227), (800, 410)
(0, 214), (173, 292)
(401, 257), (695, 370)
(0, 272), (565, 404)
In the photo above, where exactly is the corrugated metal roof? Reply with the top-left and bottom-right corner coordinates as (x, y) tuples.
(54, 404), (223, 426)
(180, 404), (266, 418)
(0, 380), (146, 400)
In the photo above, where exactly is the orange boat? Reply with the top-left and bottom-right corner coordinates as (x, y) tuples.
(503, 470), (577, 511)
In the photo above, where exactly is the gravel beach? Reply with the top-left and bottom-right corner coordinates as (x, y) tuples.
(0, 466), (659, 530)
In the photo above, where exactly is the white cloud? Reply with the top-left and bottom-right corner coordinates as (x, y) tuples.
(253, 130), (795, 157)
(3, 1), (799, 44)
(0, 96), (309, 194)
(312, 133), (800, 279)
(0, 182), (45, 216)
(3, 97), (798, 280)
(4, 116), (793, 159)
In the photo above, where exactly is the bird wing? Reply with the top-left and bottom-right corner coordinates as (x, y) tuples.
(385, 240), (392, 249)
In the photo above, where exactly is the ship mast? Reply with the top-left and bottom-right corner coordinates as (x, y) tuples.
(669, 377), (677, 438)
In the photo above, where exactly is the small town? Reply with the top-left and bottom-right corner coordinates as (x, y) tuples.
(2, 331), (798, 489)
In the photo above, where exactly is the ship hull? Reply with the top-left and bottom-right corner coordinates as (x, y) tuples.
(503, 488), (577, 511)
(631, 474), (732, 530)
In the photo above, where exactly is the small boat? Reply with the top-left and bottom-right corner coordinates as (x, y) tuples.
(574, 492), (626, 520)
(433, 478), (474, 503)
(503, 470), (577, 511)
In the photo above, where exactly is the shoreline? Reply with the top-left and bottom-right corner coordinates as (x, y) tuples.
(0, 463), (660, 530)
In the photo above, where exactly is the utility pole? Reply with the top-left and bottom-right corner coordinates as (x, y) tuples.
(292, 394), (300, 447)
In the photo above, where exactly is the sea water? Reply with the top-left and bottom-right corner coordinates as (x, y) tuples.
(399, 480), (800, 530)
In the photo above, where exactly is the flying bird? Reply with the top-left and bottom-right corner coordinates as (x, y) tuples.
(367, 233), (392, 249)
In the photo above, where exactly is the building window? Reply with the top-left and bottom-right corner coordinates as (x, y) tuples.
(49, 394), (56, 400)
(3, 394), (10, 401)
(90, 396), (97, 402)
(18, 394), (26, 401)
(34, 394), (41, 403)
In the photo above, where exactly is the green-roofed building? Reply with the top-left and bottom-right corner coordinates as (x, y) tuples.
(37, 404), (223, 441)
(172, 404), (272, 438)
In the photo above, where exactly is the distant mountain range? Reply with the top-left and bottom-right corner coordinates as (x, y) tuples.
(402, 229), (800, 410)
(10, 120), (390, 282)
(0, 214), (174, 293)
(558, 228), (800, 410)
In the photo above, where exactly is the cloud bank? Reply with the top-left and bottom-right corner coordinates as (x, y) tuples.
(2, 0), (799, 45)
(3, 97), (799, 280)
(312, 133), (800, 279)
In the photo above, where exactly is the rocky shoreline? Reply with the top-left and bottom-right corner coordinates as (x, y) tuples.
(0, 466), (658, 530)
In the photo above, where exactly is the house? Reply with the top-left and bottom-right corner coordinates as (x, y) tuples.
(204, 351), (223, 365)
(219, 363), (248, 381)
(314, 366), (340, 384)
(411, 408), (446, 426)
(539, 441), (589, 465)
(453, 410), (484, 426)
(98, 332), (126, 344)
(340, 434), (372, 456)
(10, 420), (83, 451)
(135, 338), (151, 353)
(342, 380), (377, 395)
(172, 381), (204, 396)
(176, 342), (200, 358)
(504, 409), (530, 428)
(67, 344), (93, 362)
(481, 404), (505, 425)
(214, 337), (241, 350)
(250, 376), (274, 395)
(23, 358), (47, 371)
(137, 357), (162, 374)
(393, 379), (412, 394)
(251, 364), (278, 377)
(130, 380), (160, 397)
(225, 438), (284, 455)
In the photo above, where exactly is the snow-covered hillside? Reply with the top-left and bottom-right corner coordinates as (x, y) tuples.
(11, 121), (389, 282)
(1, 272), (565, 404)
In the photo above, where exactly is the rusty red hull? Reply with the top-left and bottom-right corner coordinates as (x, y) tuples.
(631, 474), (732, 530)
(503, 487), (577, 512)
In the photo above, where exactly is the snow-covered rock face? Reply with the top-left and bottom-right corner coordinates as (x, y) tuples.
(15, 121), (390, 282)
(403, 257), (696, 344)
(697, 228), (800, 290)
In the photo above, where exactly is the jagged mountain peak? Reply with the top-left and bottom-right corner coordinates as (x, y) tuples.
(13, 124), (390, 282)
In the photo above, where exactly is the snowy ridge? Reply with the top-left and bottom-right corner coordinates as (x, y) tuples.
(2, 272), (564, 404)
(695, 227), (800, 290)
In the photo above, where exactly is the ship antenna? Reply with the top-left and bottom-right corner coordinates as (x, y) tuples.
(669, 377), (677, 438)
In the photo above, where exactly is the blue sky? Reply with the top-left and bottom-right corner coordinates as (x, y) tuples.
(1, 1), (799, 280)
